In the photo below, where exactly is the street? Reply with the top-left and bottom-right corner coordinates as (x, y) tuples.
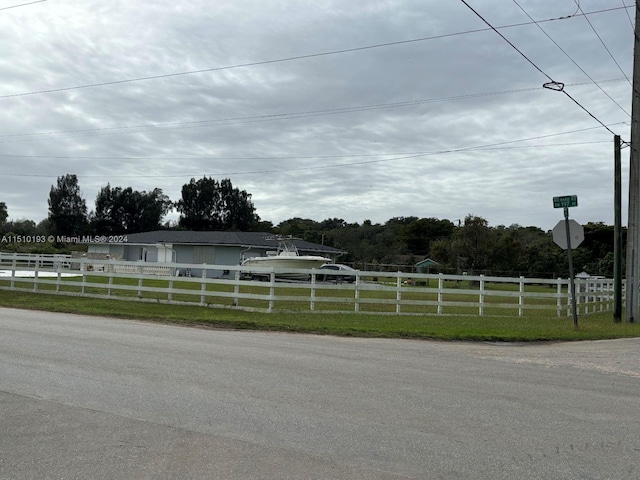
(1, 308), (639, 479)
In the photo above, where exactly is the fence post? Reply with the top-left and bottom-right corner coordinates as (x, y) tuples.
(107, 267), (114, 297)
(135, 264), (143, 299)
(556, 278), (562, 317)
(268, 271), (275, 313)
(479, 274), (485, 316)
(310, 270), (316, 311)
(585, 281), (591, 314)
(167, 279), (173, 302)
(583, 281), (596, 315)
(438, 273), (444, 314)
(396, 272), (402, 314)
(580, 280), (595, 315)
(233, 270), (240, 307)
(10, 256), (16, 289)
(56, 262), (61, 293)
(81, 258), (86, 295)
(584, 281), (588, 314)
(518, 276), (524, 317)
(33, 257), (39, 292)
(200, 266), (207, 305)
(354, 273), (360, 312)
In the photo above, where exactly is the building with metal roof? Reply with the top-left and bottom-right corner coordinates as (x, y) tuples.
(87, 230), (343, 277)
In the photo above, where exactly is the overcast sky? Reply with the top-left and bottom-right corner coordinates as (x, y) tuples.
(0, 0), (634, 231)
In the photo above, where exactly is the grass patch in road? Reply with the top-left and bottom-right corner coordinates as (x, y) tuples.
(0, 289), (638, 342)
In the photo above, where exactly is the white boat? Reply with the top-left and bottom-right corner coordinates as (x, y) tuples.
(241, 238), (330, 280)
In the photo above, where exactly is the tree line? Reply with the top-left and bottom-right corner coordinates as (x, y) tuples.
(0, 174), (620, 279)
(275, 215), (618, 279)
(44, 174), (263, 236)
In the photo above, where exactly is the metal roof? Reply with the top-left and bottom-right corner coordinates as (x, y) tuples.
(102, 231), (342, 254)
(415, 258), (438, 268)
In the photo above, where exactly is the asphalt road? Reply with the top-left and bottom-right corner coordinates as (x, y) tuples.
(1, 308), (639, 479)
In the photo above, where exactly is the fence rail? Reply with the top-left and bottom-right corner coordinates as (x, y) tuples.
(0, 253), (615, 317)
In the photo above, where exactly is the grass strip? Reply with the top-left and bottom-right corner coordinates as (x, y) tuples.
(0, 289), (638, 342)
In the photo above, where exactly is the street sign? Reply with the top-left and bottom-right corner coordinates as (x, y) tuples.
(552, 219), (584, 250)
(552, 197), (581, 328)
(553, 195), (578, 209)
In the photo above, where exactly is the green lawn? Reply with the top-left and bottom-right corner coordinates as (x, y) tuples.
(0, 289), (637, 342)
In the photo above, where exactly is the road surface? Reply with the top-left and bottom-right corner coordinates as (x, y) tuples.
(1, 308), (639, 479)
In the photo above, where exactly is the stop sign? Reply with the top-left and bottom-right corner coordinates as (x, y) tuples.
(552, 219), (584, 250)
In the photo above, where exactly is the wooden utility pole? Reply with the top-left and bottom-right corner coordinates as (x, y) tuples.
(614, 135), (622, 322)
(625, 2), (640, 323)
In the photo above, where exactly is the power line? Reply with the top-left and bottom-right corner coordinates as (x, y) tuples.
(561, 1), (581, 20)
(0, 79), (628, 144)
(0, 87), (543, 142)
(0, 124), (625, 178)
(577, 3), (632, 86)
(0, 5), (631, 100)
(622, 0), (635, 32)
(512, 0), (630, 118)
(460, 0), (625, 140)
(0, 0), (46, 11)
(460, 0), (557, 82)
(0, 141), (613, 162)
(0, 30), (517, 100)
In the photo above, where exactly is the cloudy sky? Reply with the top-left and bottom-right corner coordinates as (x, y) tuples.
(0, 0), (634, 231)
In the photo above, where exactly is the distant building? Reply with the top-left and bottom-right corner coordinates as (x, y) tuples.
(415, 258), (438, 274)
(86, 230), (343, 277)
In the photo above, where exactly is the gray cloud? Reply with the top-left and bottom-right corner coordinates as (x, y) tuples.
(0, 0), (633, 231)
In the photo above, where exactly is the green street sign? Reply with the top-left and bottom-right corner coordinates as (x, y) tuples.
(553, 195), (578, 209)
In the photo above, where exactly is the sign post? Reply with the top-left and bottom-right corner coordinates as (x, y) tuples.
(552, 195), (580, 327)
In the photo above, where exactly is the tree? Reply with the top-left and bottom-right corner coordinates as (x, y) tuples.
(521, 233), (564, 277)
(48, 174), (88, 236)
(275, 217), (323, 243)
(452, 214), (494, 274)
(35, 218), (52, 236)
(324, 220), (395, 264)
(218, 178), (260, 231)
(93, 184), (117, 233)
(430, 238), (454, 269)
(93, 184), (171, 234)
(320, 218), (348, 230)
(399, 217), (455, 256)
(0, 202), (7, 230)
(175, 177), (259, 231)
(581, 222), (618, 274)
(2, 219), (37, 236)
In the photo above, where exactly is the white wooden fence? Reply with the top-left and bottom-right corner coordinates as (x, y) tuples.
(0, 253), (615, 317)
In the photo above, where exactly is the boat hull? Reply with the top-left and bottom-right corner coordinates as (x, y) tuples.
(241, 256), (329, 280)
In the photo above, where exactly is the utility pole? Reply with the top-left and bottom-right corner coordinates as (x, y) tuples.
(625, 2), (640, 323)
(614, 135), (622, 322)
